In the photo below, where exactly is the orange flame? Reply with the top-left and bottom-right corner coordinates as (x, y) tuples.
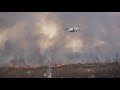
(50, 64), (66, 68)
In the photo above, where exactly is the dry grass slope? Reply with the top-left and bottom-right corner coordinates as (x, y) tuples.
(0, 62), (120, 78)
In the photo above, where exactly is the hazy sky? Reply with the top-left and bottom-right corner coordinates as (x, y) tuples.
(0, 12), (120, 66)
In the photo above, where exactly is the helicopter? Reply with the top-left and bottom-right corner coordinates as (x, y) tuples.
(65, 25), (87, 32)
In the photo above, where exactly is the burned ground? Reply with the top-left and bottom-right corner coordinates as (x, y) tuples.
(0, 62), (120, 78)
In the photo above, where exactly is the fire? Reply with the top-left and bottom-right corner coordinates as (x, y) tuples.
(8, 64), (43, 69)
(50, 64), (66, 68)
(8, 64), (65, 68)
(56, 64), (65, 67)
(8, 63), (66, 68)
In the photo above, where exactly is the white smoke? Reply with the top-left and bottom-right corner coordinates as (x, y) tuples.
(0, 12), (120, 66)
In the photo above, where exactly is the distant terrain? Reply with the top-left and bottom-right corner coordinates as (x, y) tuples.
(0, 62), (120, 78)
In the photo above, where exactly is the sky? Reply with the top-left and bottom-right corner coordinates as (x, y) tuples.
(0, 12), (120, 66)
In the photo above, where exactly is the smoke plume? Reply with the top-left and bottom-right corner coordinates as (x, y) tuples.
(0, 12), (120, 66)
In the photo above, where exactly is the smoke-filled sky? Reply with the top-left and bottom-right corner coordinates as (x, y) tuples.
(0, 12), (120, 66)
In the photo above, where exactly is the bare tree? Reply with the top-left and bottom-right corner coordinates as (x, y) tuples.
(95, 46), (100, 64)
(109, 40), (119, 63)
(113, 47), (119, 63)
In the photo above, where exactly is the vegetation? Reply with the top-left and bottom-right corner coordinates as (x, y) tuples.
(0, 62), (120, 78)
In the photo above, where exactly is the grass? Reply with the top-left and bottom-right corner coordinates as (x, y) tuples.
(0, 62), (120, 78)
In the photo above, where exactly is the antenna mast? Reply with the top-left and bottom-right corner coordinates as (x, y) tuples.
(44, 41), (52, 78)
(48, 47), (52, 78)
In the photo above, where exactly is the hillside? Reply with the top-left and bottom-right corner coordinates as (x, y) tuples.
(0, 62), (120, 78)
